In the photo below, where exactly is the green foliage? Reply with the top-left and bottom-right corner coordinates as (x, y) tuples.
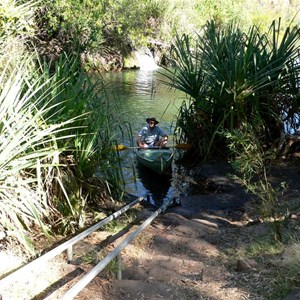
(19, 0), (300, 63)
(34, 0), (105, 53)
(0, 1), (39, 78)
(103, 211), (136, 234)
(1, 0), (299, 255)
(246, 236), (284, 257)
(0, 50), (126, 250)
(162, 19), (300, 158)
(34, 0), (167, 54)
(0, 0), (37, 41)
(100, 0), (168, 53)
(101, 0), (300, 53)
(31, 53), (125, 230)
(224, 123), (288, 241)
(0, 0), (126, 250)
(0, 59), (77, 253)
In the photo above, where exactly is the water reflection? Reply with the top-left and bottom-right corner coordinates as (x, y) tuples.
(134, 70), (158, 96)
(122, 151), (188, 208)
(136, 163), (172, 206)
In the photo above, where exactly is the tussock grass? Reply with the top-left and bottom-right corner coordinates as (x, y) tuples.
(246, 237), (284, 257)
(278, 241), (300, 280)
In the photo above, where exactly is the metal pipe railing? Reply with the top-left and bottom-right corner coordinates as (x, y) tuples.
(61, 197), (173, 300)
(0, 196), (145, 289)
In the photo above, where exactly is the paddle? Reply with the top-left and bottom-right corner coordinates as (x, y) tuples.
(113, 143), (192, 151)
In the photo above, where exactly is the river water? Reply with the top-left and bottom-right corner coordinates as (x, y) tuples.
(102, 68), (189, 205)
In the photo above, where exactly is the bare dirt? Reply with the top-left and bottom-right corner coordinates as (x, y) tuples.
(1, 158), (300, 299)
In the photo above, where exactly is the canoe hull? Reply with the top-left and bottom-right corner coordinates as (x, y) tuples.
(136, 148), (173, 175)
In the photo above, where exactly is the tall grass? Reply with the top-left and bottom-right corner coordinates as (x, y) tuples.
(224, 122), (286, 241)
(0, 53), (126, 251)
(0, 61), (77, 253)
(0, 0), (38, 82)
(0, 0), (125, 251)
(0, 1), (129, 255)
(29, 54), (126, 234)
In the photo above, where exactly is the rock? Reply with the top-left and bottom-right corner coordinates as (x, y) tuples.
(250, 223), (270, 236)
(236, 258), (257, 272)
(283, 290), (300, 300)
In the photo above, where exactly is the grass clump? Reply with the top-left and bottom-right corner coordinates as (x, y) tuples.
(279, 242), (300, 279)
(246, 236), (284, 257)
(267, 240), (300, 299)
(103, 211), (137, 234)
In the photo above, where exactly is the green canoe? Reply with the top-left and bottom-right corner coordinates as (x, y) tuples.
(135, 147), (173, 175)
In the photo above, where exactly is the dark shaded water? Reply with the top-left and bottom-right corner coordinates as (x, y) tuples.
(102, 69), (189, 205)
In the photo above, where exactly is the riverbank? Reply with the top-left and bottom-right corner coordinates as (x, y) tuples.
(1, 158), (300, 299)
(102, 157), (300, 300)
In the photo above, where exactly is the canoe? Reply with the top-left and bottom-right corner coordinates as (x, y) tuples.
(135, 147), (173, 175)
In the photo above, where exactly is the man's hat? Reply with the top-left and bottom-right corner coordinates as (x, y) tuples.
(146, 117), (159, 124)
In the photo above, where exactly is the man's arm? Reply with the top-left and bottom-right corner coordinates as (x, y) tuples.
(158, 127), (168, 139)
(136, 131), (148, 148)
(136, 135), (143, 147)
(158, 127), (168, 146)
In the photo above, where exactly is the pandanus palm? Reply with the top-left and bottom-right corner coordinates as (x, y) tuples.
(162, 19), (300, 158)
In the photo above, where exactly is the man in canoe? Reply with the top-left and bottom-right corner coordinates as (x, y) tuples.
(137, 117), (168, 148)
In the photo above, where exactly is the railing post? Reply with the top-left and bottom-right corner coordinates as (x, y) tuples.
(117, 253), (122, 280)
(67, 246), (73, 263)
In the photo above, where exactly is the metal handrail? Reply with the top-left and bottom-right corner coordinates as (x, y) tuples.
(0, 196), (145, 289)
(61, 197), (173, 299)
